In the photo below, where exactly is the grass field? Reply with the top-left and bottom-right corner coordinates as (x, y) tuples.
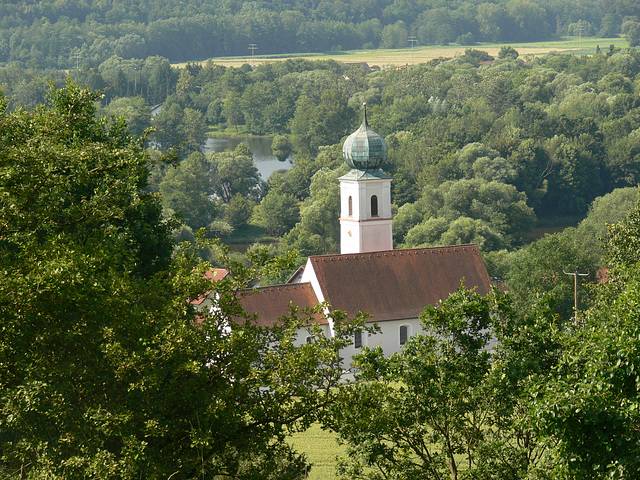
(289, 424), (345, 480)
(174, 37), (629, 69)
(289, 422), (468, 479)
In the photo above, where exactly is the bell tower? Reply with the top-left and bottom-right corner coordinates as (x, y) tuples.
(339, 104), (393, 254)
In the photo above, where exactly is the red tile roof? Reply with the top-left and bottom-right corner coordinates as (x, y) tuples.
(309, 244), (491, 322)
(240, 283), (327, 327)
(204, 268), (229, 282)
(191, 268), (230, 306)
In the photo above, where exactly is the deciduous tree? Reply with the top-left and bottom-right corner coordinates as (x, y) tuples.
(272, 134), (293, 162)
(209, 144), (261, 203)
(159, 151), (221, 230)
(0, 81), (368, 480)
(104, 95), (152, 136)
(534, 196), (640, 478)
(505, 229), (598, 319)
(324, 287), (556, 480)
(253, 190), (300, 237)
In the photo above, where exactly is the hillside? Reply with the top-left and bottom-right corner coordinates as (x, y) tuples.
(1, 0), (639, 68)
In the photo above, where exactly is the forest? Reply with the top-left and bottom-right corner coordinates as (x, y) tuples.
(3, 78), (640, 479)
(4, 0), (640, 478)
(1, 0), (640, 69)
(4, 35), (640, 324)
(39, 43), (639, 319)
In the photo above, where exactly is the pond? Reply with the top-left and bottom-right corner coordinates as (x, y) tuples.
(203, 135), (294, 181)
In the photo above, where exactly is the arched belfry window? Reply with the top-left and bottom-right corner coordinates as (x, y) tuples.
(348, 196), (353, 217)
(371, 195), (378, 216)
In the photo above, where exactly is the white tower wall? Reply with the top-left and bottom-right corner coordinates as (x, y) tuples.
(339, 174), (393, 254)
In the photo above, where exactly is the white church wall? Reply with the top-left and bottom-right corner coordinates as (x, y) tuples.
(357, 181), (392, 219)
(339, 175), (393, 254)
(337, 317), (425, 369)
(339, 219), (362, 254)
(293, 324), (333, 347)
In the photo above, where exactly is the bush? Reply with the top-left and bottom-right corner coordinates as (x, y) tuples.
(456, 33), (476, 45)
(498, 45), (519, 59)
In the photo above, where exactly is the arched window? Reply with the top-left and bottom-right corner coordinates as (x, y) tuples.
(348, 196), (353, 217)
(371, 195), (378, 216)
(399, 325), (409, 345)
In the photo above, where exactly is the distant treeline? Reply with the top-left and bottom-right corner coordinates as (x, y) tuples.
(1, 0), (640, 68)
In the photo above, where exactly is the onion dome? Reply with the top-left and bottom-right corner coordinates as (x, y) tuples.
(343, 103), (388, 170)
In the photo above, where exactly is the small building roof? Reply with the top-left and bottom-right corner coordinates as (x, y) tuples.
(308, 244), (491, 322)
(204, 268), (229, 282)
(286, 265), (306, 284)
(191, 268), (230, 306)
(239, 282), (327, 327)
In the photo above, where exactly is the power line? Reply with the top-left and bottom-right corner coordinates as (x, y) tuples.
(71, 51), (82, 70)
(576, 25), (585, 52)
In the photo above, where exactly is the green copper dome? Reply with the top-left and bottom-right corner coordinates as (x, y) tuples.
(343, 103), (387, 170)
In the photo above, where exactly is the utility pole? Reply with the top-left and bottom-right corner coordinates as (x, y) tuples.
(408, 36), (417, 64)
(576, 25), (584, 52)
(564, 270), (589, 323)
(248, 44), (258, 68)
(72, 51), (82, 70)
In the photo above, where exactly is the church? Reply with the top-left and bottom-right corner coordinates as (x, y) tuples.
(213, 105), (492, 359)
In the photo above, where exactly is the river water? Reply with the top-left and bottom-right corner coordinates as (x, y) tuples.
(203, 136), (294, 181)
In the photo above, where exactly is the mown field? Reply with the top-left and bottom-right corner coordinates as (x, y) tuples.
(289, 423), (345, 480)
(289, 422), (468, 479)
(175, 37), (629, 69)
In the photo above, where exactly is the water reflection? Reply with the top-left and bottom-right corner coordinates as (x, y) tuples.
(203, 136), (294, 180)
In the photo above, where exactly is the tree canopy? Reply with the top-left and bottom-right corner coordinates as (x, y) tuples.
(0, 81), (367, 480)
(6, 74), (640, 480)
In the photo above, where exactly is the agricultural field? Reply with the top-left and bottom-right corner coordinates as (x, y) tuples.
(178, 37), (629, 69)
(289, 424), (345, 480)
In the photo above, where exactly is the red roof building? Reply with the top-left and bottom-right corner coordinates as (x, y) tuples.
(233, 244), (491, 359)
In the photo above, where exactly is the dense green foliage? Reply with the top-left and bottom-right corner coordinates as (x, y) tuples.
(38, 44), (635, 268)
(5, 44), (637, 283)
(5, 74), (640, 479)
(3, 7), (640, 474)
(528, 196), (640, 478)
(0, 82), (370, 479)
(325, 195), (640, 479)
(325, 287), (562, 480)
(2, 3), (640, 267)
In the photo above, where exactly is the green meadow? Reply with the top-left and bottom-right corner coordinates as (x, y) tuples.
(289, 424), (345, 480)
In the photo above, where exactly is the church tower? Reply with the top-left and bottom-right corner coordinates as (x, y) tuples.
(339, 104), (393, 254)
